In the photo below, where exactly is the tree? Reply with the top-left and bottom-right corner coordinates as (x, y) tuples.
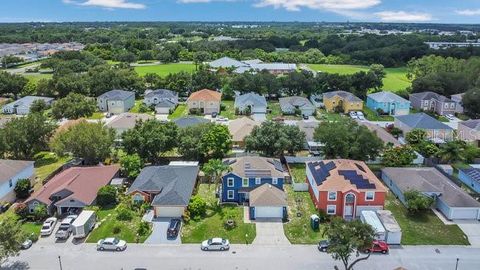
(463, 88), (480, 118)
(404, 190), (434, 214)
(436, 140), (467, 163)
(32, 204), (48, 221)
(0, 214), (27, 264)
(96, 186), (117, 207)
(122, 120), (178, 163)
(323, 218), (376, 270)
(313, 119), (383, 161)
(50, 121), (115, 165)
(0, 71), (28, 99)
(203, 159), (229, 187)
(382, 146), (417, 167)
(30, 99), (49, 113)
(120, 153), (144, 179)
(200, 124), (232, 159)
(405, 129), (428, 146)
(51, 93), (96, 120)
(14, 179), (31, 199)
(188, 195), (207, 219)
(177, 124), (210, 161)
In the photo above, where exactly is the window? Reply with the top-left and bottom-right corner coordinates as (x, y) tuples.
(365, 191), (375, 201)
(444, 103), (448, 108)
(133, 194), (144, 202)
(450, 103), (455, 109)
(272, 178), (278, 185)
(326, 205), (336, 215)
(255, 178), (261, 185)
(328, 191), (337, 201)
(227, 190), (234, 200)
(8, 179), (13, 188)
(227, 178), (234, 187)
(242, 178), (249, 187)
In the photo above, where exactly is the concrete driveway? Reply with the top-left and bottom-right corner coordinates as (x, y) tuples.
(144, 218), (181, 245)
(455, 220), (480, 247)
(252, 113), (266, 122)
(252, 219), (290, 246)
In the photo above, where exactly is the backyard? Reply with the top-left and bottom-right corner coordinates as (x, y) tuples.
(33, 152), (71, 189)
(385, 194), (469, 245)
(134, 63), (196, 77)
(289, 163), (307, 183)
(168, 104), (188, 119)
(220, 100), (237, 120)
(181, 184), (256, 244)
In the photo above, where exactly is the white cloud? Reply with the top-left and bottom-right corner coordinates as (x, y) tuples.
(456, 9), (480, 16)
(375, 11), (432, 22)
(63, 0), (146, 9)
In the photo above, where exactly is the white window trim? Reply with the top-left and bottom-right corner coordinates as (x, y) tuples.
(365, 191), (375, 201)
(227, 190), (234, 200)
(242, 178), (249, 187)
(227, 178), (234, 187)
(272, 178), (278, 185)
(326, 205), (336, 215)
(327, 191), (337, 201)
(255, 178), (261, 185)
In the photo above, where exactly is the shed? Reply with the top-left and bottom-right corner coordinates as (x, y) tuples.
(360, 210), (386, 241)
(110, 178), (126, 187)
(376, 210), (402, 245)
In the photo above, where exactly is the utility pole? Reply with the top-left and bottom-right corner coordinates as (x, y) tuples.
(58, 256), (63, 270)
(455, 258), (459, 270)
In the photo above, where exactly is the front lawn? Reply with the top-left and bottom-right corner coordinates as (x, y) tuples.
(385, 194), (469, 245)
(283, 185), (325, 244)
(34, 152), (71, 189)
(134, 63), (196, 77)
(267, 101), (301, 120)
(129, 100), (154, 115)
(363, 107), (394, 121)
(315, 108), (345, 122)
(181, 184), (256, 243)
(168, 104), (188, 119)
(220, 100), (237, 120)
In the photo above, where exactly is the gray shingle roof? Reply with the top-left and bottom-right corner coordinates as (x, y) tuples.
(368, 91), (409, 103)
(3, 96), (54, 109)
(460, 168), (480, 185)
(128, 165), (199, 206)
(173, 117), (210, 128)
(323, 91), (362, 102)
(460, 119), (480, 131)
(223, 156), (284, 178)
(234, 92), (267, 109)
(279, 96), (315, 112)
(98, 90), (135, 100)
(144, 89), (177, 99)
(250, 184), (286, 207)
(410, 91), (452, 102)
(0, 159), (34, 185)
(395, 113), (452, 130)
(209, 57), (247, 68)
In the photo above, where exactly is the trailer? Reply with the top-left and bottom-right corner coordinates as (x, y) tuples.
(360, 210), (386, 241)
(376, 210), (402, 245)
(72, 210), (96, 239)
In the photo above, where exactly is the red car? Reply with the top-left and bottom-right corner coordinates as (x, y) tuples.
(364, 240), (389, 254)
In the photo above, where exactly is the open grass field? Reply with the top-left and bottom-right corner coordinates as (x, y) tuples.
(134, 63), (196, 77)
(23, 73), (53, 83)
(307, 64), (411, 92)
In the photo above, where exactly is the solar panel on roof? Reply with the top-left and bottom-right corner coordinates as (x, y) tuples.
(308, 161), (335, 186)
(339, 170), (376, 189)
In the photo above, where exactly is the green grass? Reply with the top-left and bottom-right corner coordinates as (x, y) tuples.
(21, 221), (42, 237)
(363, 106), (394, 121)
(284, 185), (325, 244)
(267, 101), (301, 120)
(34, 152), (71, 188)
(129, 100), (154, 115)
(182, 184), (256, 244)
(86, 112), (105, 120)
(307, 64), (411, 92)
(23, 73), (53, 83)
(219, 100), (237, 120)
(385, 194), (469, 245)
(168, 104), (188, 119)
(289, 164), (306, 184)
(315, 108), (345, 122)
(134, 63), (196, 77)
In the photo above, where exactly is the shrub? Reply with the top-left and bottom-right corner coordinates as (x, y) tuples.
(137, 221), (150, 236)
(183, 209), (191, 223)
(112, 225), (121, 234)
(116, 205), (134, 221)
(187, 195), (207, 218)
(27, 232), (39, 242)
(96, 186), (117, 207)
(14, 203), (29, 220)
(33, 204), (48, 221)
(404, 190), (434, 214)
(14, 179), (32, 199)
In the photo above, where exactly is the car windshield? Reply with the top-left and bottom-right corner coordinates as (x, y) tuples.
(222, 239), (227, 244)
(42, 225), (50, 230)
(113, 238), (119, 244)
(207, 239), (213, 245)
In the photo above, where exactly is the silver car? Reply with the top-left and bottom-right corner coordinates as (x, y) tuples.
(40, 217), (57, 236)
(97, 238), (127, 251)
(201, 238), (230, 251)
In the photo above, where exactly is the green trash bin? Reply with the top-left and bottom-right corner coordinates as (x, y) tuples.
(310, 214), (320, 230)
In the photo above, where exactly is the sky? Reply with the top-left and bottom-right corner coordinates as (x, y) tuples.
(0, 0), (480, 23)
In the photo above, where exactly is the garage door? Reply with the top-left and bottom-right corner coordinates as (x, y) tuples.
(155, 107), (170, 114)
(451, 208), (479, 220)
(155, 207), (184, 218)
(254, 207), (284, 219)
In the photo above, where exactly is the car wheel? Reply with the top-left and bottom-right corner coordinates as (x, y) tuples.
(220, 247), (225, 251)
(321, 248), (327, 252)
(382, 250), (387, 254)
(99, 247), (105, 251)
(365, 249), (371, 254)
(203, 247), (208, 251)
(116, 247), (121, 251)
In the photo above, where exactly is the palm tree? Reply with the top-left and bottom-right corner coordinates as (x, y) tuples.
(202, 159), (230, 188)
(437, 140), (467, 163)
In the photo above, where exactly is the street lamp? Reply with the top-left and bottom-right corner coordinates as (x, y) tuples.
(455, 258), (459, 270)
(58, 256), (63, 270)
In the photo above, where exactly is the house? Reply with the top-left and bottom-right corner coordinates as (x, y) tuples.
(127, 162), (199, 218)
(451, 93), (465, 114)
(458, 119), (480, 146)
(306, 159), (387, 219)
(26, 165), (120, 215)
(458, 167), (480, 193)
(366, 92), (410, 116)
(234, 92), (267, 115)
(409, 92), (456, 116)
(221, 156), (286, 219)
(0, 159), (34, 202)
(143, 89), (178, 114)
(228, 117), (260, 148)
(279, 96), (316, 116)
(173, 116), (210, 128)
(208, 57), (296, 75)
(296, 121), (321, 153)
(106, 113), (154, 136)
(186, 89), (222, 115)
(394, 113), (454, 143)
(323, 91), (363, 113)
(382, 167), (480, 220)
(97, 90), (135, 114)
(2, 96), (54, 115)
(209, 57), (247, 69)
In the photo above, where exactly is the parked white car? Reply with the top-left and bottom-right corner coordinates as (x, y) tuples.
(40, 217), (57, 236)
(201, 238), (230, 251)
(349, 111), (358, 119)
(356, 111), (365, 120)
(446, 114), (455, 121)
(97, 238), (127, 251)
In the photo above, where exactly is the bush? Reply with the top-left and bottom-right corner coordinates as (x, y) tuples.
(96, 186), (117, 207)
(183, 209), (191, 223)
(33, 204), (48, 221)
(27, 232), (39, 242)
(14, 203), (29, 219)
(404, 190), (434, 214)
(14, 179), (32, 199)
(137, 221), (150, 236)
(113, 225), (121, 234)
(116, 205), (134, 221)
(187, 195), (207, 218)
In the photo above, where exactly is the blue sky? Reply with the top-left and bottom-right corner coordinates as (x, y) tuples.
(1, 0), (480, 23)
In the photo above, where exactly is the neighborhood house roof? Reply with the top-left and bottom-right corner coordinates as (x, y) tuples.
(323, 91), (362, 102)
(234, 92), (267, 109)
(0, 159), (34, 185)
(297, 121), (319, 142)
(228, 117), (259, 142)
(382, 167), (480, 208)
(460, 168), (480, 185)
(27, 165), (119, 206)
(187, 89), (222, 102)
(279, 96), (315, 112)
(250, 184), (287, 207)
(144, 89), (177, 99)
(209, 57), (247, 68)
(250, 63), (297, 71)
(224, 156), (284, 178)
(173, 117), (210, 128)
(460, 119), (480, 131)
(395, 113), (452, 130)
(307, 159), (386, 192)
(106, 113), (154, 130)
(2, 96), (54, 109)
(98, 90), (135, 100)
(358, 122), (401, 147)
(155, 100), (177, 108)
(127, 164), (199, 206)
(410, 91), (453, 102)
(368, 91), (409, 103)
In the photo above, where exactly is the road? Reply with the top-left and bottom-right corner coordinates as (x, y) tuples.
(3, 243), (480, 270)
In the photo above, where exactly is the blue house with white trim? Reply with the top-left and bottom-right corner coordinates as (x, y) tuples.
(366, 92), (410, 116)
(459, 167), (480, 193)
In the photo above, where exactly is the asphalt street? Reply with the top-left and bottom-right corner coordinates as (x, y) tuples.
(2, 243), (480, 270)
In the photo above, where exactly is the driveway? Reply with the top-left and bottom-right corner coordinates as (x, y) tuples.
(455, 220), (480, 247)
(252, 113), (266, 122)
(252, 219), (290, 246)
(144, 218), (181, 245)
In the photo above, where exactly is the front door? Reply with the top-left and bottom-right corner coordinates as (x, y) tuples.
(344, 205), (353, 216)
